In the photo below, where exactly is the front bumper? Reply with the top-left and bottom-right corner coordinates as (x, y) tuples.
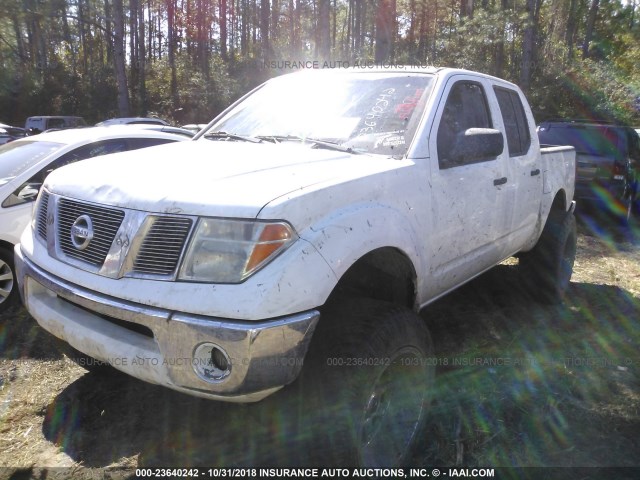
(16, 247), (319, 402)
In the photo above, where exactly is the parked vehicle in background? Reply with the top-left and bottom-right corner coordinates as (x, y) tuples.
(0, 126), (189, 311)
(25, 116), (86, 134)
(16, 68), (576, 466)
(95, 117), (170, 127)
(0, 123), (26, 145)
(538, 120), (639, 223)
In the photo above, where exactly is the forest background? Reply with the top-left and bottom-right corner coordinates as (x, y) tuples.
(1, 0), (639, 127)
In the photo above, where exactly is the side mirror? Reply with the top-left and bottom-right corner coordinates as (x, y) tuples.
(449, 128), (504, 166)
(1, 182), (43, 208)
(18, 183), (41, 201)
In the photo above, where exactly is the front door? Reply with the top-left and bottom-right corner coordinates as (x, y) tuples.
(427, 76), (510, 296)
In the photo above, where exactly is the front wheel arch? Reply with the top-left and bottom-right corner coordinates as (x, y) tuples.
(326, 247), (418, 310)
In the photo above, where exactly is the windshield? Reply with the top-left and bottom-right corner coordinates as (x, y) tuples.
(538, 125), (625, 159)
(205, 72), (434, 156)
(0, 141), (62, 185)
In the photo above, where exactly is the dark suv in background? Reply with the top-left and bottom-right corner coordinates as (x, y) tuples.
(537, 120), (639, 223)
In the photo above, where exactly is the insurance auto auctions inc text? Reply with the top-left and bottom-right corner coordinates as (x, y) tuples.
(135, 468), (496, 479)
(249, 468), (495, 478)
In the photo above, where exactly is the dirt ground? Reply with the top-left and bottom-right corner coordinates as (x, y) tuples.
(0, 217), (639, 479)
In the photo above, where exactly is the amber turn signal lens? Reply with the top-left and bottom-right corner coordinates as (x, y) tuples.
(245, 223), (295, 275)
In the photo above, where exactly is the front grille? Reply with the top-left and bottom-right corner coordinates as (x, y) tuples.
(36, 191), (49, 241)
(133, 216), (192, 275)
(57, 199), (125, 266)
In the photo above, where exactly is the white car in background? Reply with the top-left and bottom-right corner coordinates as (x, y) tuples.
(0, 126), (189, 310)
(0, 123), (26, 145)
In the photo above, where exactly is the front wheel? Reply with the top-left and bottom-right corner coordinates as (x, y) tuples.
(0, 247), (18, 312)
(302, 299), (434, 467)
(519, 210), (577, 304)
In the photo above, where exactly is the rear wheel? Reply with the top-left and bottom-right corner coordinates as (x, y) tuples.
(0, 247), (18, 312)
(621, 178), (636, 226)
(626, 197), (633, 223)
(519, 210), (577, 304)
(302, 299), (434, 467)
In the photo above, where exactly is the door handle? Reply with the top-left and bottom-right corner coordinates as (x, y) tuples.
(493, 177), (508, 186)
(531, 168), (541, 176)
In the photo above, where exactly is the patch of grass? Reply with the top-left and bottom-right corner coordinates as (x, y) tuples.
(412, 227), (640, 468)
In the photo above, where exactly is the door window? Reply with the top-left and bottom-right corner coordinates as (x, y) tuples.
(494, 87), (531, 157)
(437, 81), (493, 168)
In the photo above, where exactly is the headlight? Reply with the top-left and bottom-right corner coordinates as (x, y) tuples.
(178, 218), (297, 283)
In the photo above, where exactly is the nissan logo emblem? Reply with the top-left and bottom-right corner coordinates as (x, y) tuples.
(70, 215), (94, 250)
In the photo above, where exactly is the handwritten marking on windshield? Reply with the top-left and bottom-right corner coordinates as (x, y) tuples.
(360, 88), (396, 135)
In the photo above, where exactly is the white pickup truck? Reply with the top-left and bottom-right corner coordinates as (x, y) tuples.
(16, 68), (576, 466)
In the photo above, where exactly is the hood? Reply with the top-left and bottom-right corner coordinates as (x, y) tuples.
(44, 140), (389, 218)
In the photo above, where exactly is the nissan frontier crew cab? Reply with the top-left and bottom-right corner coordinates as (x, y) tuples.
(16, 68), (576, 467)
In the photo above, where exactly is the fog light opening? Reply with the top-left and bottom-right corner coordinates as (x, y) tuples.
(211, 347), (229, 372)
(193, 343), (232, 383)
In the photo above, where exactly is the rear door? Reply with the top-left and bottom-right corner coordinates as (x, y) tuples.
(492, 85), (540, 245)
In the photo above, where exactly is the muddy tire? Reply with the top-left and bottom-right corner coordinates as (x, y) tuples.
(0, 247), (18, 312)
(519, 210), (577, 304)
(301, 298), (434, 467)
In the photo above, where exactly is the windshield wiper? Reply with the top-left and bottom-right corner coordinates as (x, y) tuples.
(256, 134), (303, 143)
(256, 135), (359, 154)
(203, 131), (262, 143)
(309, 139), (359, 154)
